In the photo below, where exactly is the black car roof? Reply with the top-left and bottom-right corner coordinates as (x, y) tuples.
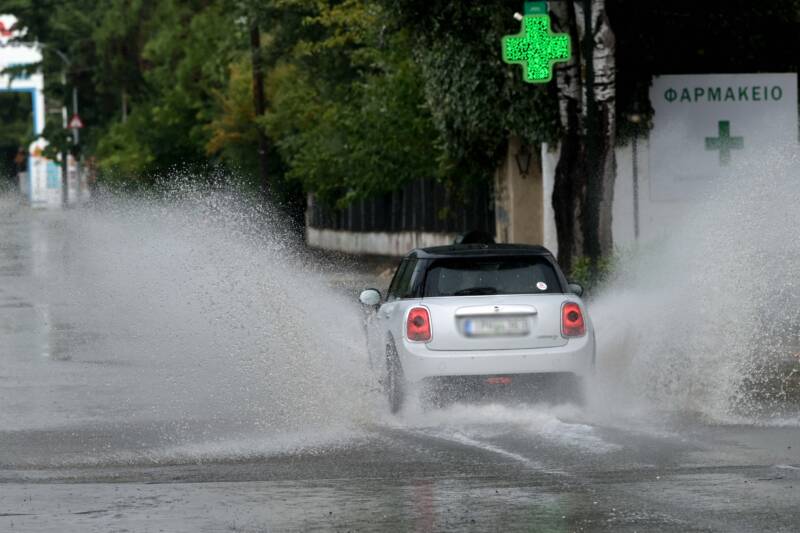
(409, 243), (555, 259)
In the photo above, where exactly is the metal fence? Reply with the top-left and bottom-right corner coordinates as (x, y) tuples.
(307, 178), (495, 235)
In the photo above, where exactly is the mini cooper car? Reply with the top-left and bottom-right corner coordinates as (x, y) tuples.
(359, 244), (595, 412)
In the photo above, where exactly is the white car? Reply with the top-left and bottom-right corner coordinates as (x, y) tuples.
(359, 244), (595, 412)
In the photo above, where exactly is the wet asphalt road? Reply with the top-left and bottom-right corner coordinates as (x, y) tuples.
(1, 417), (798, 532)
(1, 198), (799, 532)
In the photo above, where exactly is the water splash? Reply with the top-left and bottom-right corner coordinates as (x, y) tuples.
(396, 401), (619, 454)
(0, 177), (379, 460)
(590, 148), (800, 425)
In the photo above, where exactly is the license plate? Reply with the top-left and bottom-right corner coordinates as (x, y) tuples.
(462, 316), (529, 337)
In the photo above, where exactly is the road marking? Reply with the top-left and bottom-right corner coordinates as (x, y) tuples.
(407, 428), (570, 476)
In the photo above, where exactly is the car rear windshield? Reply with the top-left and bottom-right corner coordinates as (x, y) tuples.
(423, 257), (562, 297)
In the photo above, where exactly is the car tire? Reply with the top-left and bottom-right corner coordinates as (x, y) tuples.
(385, 341), (405, 414)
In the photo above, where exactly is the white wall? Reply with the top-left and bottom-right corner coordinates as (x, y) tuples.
(306, 227), (457, 257)
(542, 138), (694, 255)
(612, 138), (693, 249)
(544, 74), (798, 254)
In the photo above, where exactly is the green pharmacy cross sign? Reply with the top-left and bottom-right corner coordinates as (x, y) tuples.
(502, 3), (570, 84)
(705, 120), (744, 166)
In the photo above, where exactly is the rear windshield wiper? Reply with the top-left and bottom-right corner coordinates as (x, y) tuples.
(452, 287), (498, 296)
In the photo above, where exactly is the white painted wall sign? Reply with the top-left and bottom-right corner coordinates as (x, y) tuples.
(649, 73), (798, 201)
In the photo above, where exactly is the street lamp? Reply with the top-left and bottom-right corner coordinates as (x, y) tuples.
(515, 142), (532, 178)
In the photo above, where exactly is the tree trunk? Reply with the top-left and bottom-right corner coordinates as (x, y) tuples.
(550, 0), (616, 275)
(591, 1), (617, 255)
(250, 22), (270, 199)
(551, 0), (583, 275)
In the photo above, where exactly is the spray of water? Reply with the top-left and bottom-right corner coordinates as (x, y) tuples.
(3, 151), (798, 468)
(0, 177), (380, 463)
(590, 148), (800, 425)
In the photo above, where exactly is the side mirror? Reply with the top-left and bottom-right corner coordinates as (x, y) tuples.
(567, 282), (584, 297)
(359, 288), (382, 306)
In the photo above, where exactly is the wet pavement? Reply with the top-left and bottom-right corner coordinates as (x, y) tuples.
(1, 196), (799, 532)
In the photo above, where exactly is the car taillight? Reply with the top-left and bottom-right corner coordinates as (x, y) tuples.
(407, 307), (431, 342)
(561, 302), (586, 337)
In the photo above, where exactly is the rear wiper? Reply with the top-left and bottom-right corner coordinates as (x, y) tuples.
(453, 287), (498, 296)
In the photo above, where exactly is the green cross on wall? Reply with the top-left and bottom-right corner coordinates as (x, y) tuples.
(705, 120), (744, 166)
(502, 14), (570, 84)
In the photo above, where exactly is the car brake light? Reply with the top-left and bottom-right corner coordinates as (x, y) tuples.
(561, 302), (586, 337)
(407, 307), (431, 342)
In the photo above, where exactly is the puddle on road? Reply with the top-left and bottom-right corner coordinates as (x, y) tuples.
(363, 400), (626, 475)
(395, 401), (620, 455)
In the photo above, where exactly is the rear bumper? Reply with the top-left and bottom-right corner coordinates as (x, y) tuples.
(398, 332), (595, 383)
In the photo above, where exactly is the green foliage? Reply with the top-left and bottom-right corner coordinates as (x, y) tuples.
(376, 0), (561, 182)
(261, 0), (441, 206)
(94, 112), (155, 181)
(568, 255), (616, 297)
(0, 93), (33, 147)
(205, 60), (261, 179)
(7, 0), (561, 203)
(93, 1), (238, 178)
(9, 0), (446, 207)
(10, 0), (799, 212)
(8, 0), (240, 178)
(568, 243), (654, 296)
(0, 93), (33, 179)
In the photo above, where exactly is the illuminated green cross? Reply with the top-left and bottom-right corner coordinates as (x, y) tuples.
(705, 120), (744, 166)
(502, 14), (571, 83)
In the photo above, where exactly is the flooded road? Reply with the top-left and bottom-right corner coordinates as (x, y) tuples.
(1, 195), (799, 532)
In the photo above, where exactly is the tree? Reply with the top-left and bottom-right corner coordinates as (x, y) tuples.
(382, 0), (616, 272)
(95, 0), (238, 180)
(376, 0), (800, 273)
(257, 0), (442, 207)
(9, 0), (798, 242)
(376, 0), (561, 182)
(550, 0), (616, 274)
(0, 93), (33, 180)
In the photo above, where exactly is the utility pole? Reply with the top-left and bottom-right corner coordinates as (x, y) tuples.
(70, 84), (80, 202)
(250, 20), (270, 199)
(60, 70), (69, 207)
(47, 46), (75, 208)
(71, 86), (79, 145)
